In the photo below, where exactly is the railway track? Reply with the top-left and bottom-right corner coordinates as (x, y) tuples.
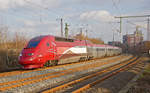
(0, 55), (121, 77)
(0, 55), (132, 93)
(42, 56), (140, 93)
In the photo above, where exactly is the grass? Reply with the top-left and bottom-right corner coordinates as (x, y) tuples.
(129, 57), (150, 93)
(138, 62), (150, 83)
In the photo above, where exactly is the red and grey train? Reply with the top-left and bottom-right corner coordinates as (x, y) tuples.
(19, 35), (122, 69)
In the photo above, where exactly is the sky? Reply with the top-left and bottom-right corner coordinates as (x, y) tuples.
(0, 0), (150, 43)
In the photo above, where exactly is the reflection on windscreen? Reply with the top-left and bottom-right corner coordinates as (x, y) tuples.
(26, 41), (40, 48)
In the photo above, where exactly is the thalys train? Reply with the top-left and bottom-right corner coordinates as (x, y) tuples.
(19, 35), (122, 69)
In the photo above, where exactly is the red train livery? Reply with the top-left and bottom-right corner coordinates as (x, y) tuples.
(19, 35), (122, 69)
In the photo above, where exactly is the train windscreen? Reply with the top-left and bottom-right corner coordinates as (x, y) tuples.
(26, 41), (41, 48)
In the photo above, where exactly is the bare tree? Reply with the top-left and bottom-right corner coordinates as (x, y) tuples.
(0, 25), (8, 49)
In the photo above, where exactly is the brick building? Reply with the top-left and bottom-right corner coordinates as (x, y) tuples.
(123, 28), (143, 47)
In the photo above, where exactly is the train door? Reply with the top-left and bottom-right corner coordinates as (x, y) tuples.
(97, 48), (99, 58)
(105, 46), (107, 56)
(51, 42), (57, 60)
(47, 41), (55, 60)
(45, 41), (58, 66)
(46, 42), (51, 60)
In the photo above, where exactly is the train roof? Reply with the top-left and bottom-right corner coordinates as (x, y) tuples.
(31, 35), (121, 49)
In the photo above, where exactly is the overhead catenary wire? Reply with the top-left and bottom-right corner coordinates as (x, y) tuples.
(111, 0), (122, 15)
(0, 0), (63, 24)
(109, 0), (122, 42)
(0, 8), (46, 26)
(126, 20), (147, 29)
(0, 0), (65, 28)
(115, 15), (150, 41)
(125, 20), (147, 38)
(111, 0), (124, 42)
(23, 0), (67, 37)
(23, 0), (61, 17)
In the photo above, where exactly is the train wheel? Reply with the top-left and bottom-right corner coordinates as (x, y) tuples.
(44, 61), (49, 67)
(50, 60), (54, 66)
(49, 60), (58, 66)
(49, 61), (54, 66)
(54, 60), (58, 66)
(44, 60), (53, 67)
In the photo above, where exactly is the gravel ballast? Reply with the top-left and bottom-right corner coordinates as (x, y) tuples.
(0, 55), (132, 93)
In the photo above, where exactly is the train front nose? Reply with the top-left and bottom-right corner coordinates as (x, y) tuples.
(19, 49), (38, 63)
(19, 53), (42, 69)
(19, 53), (36, 64)
(19, 36), (44, 69)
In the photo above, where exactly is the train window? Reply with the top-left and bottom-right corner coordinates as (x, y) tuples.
(25, 36), (44, 48)
(108, 49), (112, 51)
(55, 37), (74, 42)
(26, 41), (40, 48)
(96, 48), (105, 51)
(47, 43), (50, 47)
(97, 49), (99, 51)
(100, 49), (105, 51)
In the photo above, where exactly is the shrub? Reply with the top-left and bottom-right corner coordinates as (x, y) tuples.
(0, 26), (27, 72)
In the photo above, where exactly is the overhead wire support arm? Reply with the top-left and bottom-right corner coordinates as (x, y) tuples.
(114, 15), (150, 41)
(115, 15), (150, 18)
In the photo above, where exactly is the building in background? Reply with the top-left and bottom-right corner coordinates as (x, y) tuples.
(123, 26), (143, 48)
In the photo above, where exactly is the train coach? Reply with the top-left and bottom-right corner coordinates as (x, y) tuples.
(19, 35), (122, 69)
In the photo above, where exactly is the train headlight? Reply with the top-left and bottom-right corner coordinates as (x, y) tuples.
(29, 58), (34, 61)
(38, 54), (43, 57)
(19, 53), (22, 57)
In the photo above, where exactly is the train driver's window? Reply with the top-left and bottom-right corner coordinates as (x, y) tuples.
(47, 43), (50, 47)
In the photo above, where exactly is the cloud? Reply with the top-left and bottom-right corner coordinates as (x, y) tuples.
(21, 19), (60, 36)
(23, 20), (36, 27)
(80, 10), (114, 22)
(1, 0), (149, 43)
(69, 0), (109, 6)
(0, 0), (61, 10)
(0, 0), (26, 9)
(0, 0), (11, 9)
(19, 18), (58, 27)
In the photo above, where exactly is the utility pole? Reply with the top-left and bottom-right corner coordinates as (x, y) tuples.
(80, 28), (83, 40)
(86, 30), (88, 38)
(61, 18), (63, 37)
(113, 30), (115, 43)
(147, 18), (150, 41)
(119, 17), (122, 43)
(114, 17), (122, 43)
(113, 17), (122, 43)
(85, 29), (88, 59)
(56, 18), (63, 37)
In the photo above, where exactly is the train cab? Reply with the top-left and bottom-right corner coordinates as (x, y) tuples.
(19, 35), (56, 69)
